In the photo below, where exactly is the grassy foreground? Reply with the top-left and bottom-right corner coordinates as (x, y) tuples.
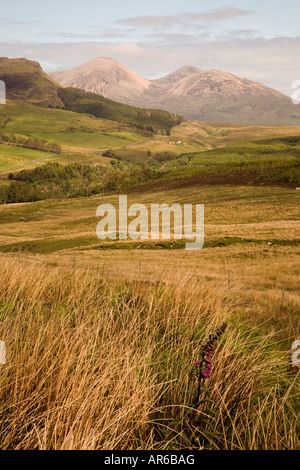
(0, 184), (299, 348)
(0, 256), (299, 450)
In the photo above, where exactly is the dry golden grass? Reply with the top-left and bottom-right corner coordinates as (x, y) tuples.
(0, 185), (298, 346)
(0, 256), (299, 450)
(0, 184), (299, 449)
(0, 185), (299, 247)
(15, 242), (299, 345)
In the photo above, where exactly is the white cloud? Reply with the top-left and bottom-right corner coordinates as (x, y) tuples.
(215, 29), (261, 40)
(1, 36), (299, 97)
(117, 15), (180, 28)
(0, 17), (44, 26)
(181, 7), (254, 22)
(36, 29), (129, 39)
(143, 32), (210, 45)
(116, 7), (253, 29)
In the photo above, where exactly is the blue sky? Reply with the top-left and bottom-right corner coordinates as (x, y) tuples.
(0, 0), (300, 95)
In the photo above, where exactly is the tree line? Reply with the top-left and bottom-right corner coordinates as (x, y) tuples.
(0, 162), (161, 204)
(56, 88), (182, 136)
(0, 133), (61, 153)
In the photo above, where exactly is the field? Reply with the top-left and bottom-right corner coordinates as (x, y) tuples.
(0, 97), (299, 449)
(2, 256), (300, 450)
(0, 182), (299, 449)
(0, 144), (53, 172)
(0, 184), (299, 346)
(2, 101), (300, 174)
(0, 100), (149, 173)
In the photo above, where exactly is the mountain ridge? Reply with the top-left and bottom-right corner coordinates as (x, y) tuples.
(49, 57), (150, 106)
(0, 57), (181, 135)
(50, 57), (300, 125)
(0, 56), (63, 107)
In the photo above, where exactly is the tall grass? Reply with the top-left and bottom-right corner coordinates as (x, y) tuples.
(0, 257), (298, 450)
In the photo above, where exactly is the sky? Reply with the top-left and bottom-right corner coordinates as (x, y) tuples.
(0, 0), (300, 95)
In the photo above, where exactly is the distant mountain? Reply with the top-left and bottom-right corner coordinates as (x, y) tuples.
(50, 57), (150, 107)
(0, 57), (180, 135)
(154, 66), (202, 84)
(50, 58), (300, 125)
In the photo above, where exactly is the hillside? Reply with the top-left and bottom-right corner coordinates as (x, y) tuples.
(0, 57), (63, 107)
(1, 97), (300, 175)
(50, 58), (300, 125)
(0, 99), (151, 171)
(56, 87), (181, 135)
(0, 57), (181, 135)
(1, 134), (300, 204)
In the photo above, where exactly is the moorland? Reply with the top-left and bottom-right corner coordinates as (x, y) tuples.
(0, 57), (299, 450)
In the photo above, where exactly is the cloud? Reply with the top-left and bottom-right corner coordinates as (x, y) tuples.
(185, 6), (254, 22)
(1, 36), (299, 97)
(116, 6), (253, 29)
(37, 29), (129, 40)
(0, 17), (43, 26)
(216, 29), (261, 40)
(117, 15), (180, 28)
(144, 31), (211, 45)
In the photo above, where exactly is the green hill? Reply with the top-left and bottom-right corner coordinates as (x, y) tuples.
(56, 87), (181, 135)
(0, 57), (63, 107)
(0, 57), (181, 135)
(1, 134), (300, 204)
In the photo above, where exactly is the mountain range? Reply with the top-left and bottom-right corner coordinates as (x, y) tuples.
(50, 57), (300, 125)
(0, 57), (180, 135)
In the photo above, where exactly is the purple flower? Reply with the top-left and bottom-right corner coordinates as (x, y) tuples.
(194, 361), (200, 366)
(201, 372), (209, 378)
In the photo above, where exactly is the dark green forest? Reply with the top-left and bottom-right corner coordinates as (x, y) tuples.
(0, 162), (158, 204)
(57, 88), (182, 135)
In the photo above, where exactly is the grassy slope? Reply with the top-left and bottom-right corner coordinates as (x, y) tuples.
(0, 57), (62, 107)
(57, 86), (181, 134)
(1, 101), (300, 173)
(0, 145), (49, 172)
(106, 120), (300, 163)
(128, 135), (300, 191)
(172, 137), (300, 172)
(161, 93), (300, 126)
(0, 57), (181, 136)
(0, 100), (149, 173)
(0, 184), (299, 347)
(0, 184), (299, 251)
(0, 101), (147, 149)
